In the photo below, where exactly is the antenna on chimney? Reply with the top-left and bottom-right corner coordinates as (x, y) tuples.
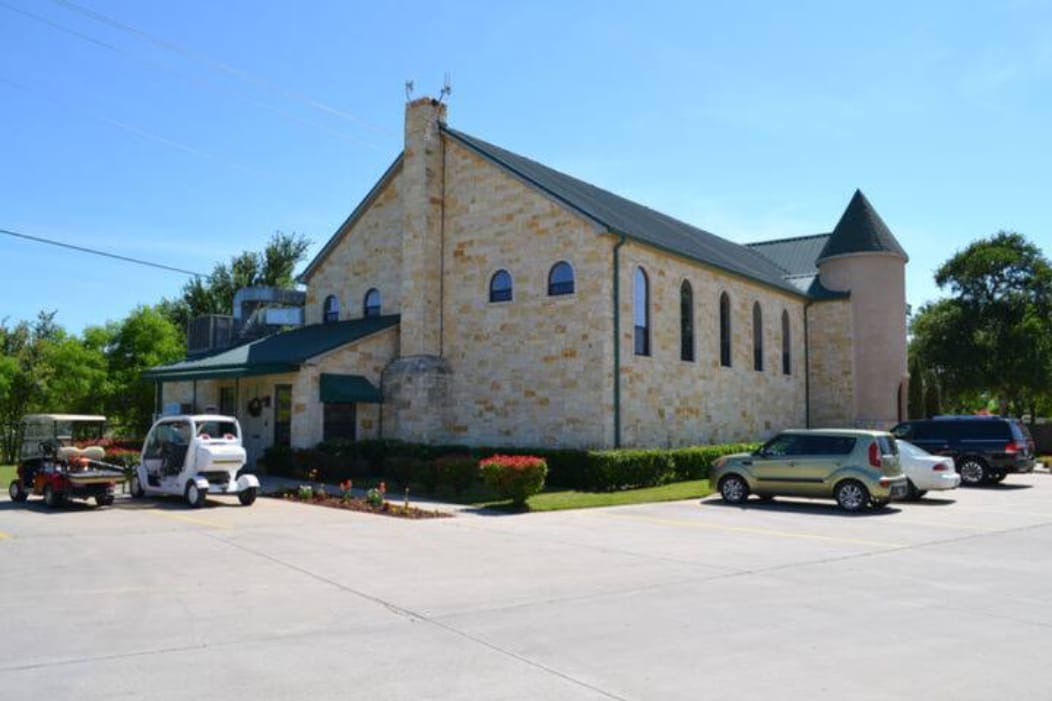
(404, 80), (414, 102)
(438, 73), (452, 103)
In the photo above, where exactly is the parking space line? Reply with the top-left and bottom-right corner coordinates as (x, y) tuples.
(600, 512), (904, 548)
(0, 531), (9, 540)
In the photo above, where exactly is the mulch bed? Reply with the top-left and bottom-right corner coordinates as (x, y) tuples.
(268, 489), (452, 519)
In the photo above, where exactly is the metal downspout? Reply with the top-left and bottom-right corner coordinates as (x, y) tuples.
(612, 234), (627, 448)
(804, 300), (812, 428)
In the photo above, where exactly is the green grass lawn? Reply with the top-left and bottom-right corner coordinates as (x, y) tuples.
(0, 464), (15, 487)
(467, 479), (714, 512)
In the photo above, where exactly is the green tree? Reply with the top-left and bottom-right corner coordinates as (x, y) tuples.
(161, 231), (310, 333)
(912, 232), (1052, 418)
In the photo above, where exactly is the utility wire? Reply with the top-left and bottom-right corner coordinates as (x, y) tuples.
(0, 0), (381, 151)
(0, 227), (207, 277)
(49, 0), (389, 135)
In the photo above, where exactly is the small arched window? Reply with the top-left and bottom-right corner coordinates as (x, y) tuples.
(719, 292), (732, 367)
(680, 280), (694, 362)
(781, 310), (791, 375)
(489, 270), (512, 303)
(753, 302), (764, 372)
(548, 261), (575, 296)
(634, 267), (650, 356)
(323, 295), (339, 324)
(363, 288), (381, 317)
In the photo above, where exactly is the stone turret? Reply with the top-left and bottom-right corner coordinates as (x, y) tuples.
(816, 190), (909, 427)
(381, 98), (453, 443)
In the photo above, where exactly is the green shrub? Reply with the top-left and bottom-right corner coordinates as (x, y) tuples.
(261, 445), (295, 477)
(434, 454), (478, 494)
(669, 444), (759, 481)
(384, 455), (428, 489)
(479, 454), (548, 507)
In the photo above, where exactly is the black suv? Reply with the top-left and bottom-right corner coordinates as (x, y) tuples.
(890, 416), (1036, 486)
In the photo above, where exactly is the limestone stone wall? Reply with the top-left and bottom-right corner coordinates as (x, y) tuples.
(303, 167), (404, 325)
(439, 138), (614, 448)
(807, 299), (856, 427)
(617, 243), (808, 446)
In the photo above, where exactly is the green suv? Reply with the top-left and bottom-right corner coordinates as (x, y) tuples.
(710, 429), (908, 512)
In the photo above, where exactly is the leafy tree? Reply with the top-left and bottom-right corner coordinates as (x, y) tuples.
(912, 232), (1052, 419)
(0, 311), (66, 462)
(161, 231), (310, 333)
(907, 352), (925, 419)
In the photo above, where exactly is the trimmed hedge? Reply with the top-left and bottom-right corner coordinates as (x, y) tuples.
(479, 455), (548, 506)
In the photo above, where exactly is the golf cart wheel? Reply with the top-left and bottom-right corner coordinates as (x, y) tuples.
(238, 487), (258, 506)
(719, 474), (749, 504)
(185, 481), (206, 509)
(9, 480), (28, 503)
(129, 475), (145, 498)
(834, 479), (869, 512)
(957, 457), (987, 486)
(43, 484), (62, 508)
(95, 493), (115, 507)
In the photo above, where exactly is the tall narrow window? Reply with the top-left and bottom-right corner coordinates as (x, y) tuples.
(363, 288), (381, 317)
(634, 267), (650, 356)
(753, 302), (764, 372)
(274, 384), (292, 447)
(680, 280), (694, 362)
(548, 261), (575, 296)
(719, 292), (732, 367)
(323, 403), (357, 441)
(323, 295), (339, 323)
(489, 270), (512, 303)
(781, 310), (791, 375)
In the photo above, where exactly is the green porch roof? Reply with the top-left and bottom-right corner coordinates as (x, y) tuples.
(144, 315), (400, 382)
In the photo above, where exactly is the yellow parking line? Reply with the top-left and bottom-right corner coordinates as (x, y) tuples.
(149, 511), (231, 530)
(0, 531), (9, 540)
(601, 512), (904, 548)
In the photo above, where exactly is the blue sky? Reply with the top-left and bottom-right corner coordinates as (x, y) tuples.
(2, 0), (1050, 334)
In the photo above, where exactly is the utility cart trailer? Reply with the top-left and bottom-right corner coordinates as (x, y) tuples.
(8, 414), (126, 508)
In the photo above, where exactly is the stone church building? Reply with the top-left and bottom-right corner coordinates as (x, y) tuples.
(146, 98), (909, 463)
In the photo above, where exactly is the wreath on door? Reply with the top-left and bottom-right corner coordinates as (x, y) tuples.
(247, 397), (264, 417)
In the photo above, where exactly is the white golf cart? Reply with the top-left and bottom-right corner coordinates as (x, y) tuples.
(130, 414), (260, 508)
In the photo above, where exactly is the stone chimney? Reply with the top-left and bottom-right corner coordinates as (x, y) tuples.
(400, 97), (447, 356)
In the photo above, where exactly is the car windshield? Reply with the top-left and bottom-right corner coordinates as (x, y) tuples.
(897, 440), (929, 457)
(195, 420), (238, 440)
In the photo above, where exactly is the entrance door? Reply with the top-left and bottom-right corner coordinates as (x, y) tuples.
(274, 385), (292, 447)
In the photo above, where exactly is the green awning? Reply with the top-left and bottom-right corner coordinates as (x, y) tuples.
(319, 373), (383, 404)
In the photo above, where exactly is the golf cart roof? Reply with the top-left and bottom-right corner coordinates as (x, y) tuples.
(154, 414), (238, 424)
(22, 414), (107, 423)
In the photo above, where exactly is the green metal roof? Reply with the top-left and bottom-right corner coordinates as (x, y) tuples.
(319, 373), (382, 403)
(817, 189), (907, 262)
(443, 128), (809, 298)
(747, 233), (831, 277)
(144, 315), (400, 382)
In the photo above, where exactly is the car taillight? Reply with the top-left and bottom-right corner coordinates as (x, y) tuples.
(933, 463), (949, 472)
(1004, 441), (1020, 455)
(868, 442), (881, 467)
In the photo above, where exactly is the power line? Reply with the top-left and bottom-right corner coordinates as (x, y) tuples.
(49, 0), (389, 135)
(0, 227), (207, 277)
(0, 0), (381, 151)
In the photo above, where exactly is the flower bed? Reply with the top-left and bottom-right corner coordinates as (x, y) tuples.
(269, 484), (451, 520)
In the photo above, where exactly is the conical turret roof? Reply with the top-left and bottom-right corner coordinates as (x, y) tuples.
(817, 190), (907, 262)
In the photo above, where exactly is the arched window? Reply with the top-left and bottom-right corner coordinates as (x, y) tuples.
(753, 302), (764, 372)
(489, 270), (512, 303)
(680, 280), (694, 362)
(363, 288), (381, 317)
(781, 310), (791, 375)
(719, 292), (732, 367)
(634, 267), (650, 356)
(323, 295), (339, 324)
(548, 261), (575, 296)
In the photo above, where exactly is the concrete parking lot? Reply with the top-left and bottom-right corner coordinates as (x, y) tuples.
(2, 473), (1052, 700)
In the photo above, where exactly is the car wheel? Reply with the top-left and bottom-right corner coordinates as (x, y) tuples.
(129, 475), (145, 498)
(8, 480), (28, 503)
(756, 494), (775, 502)
(43, 484), (61, 508)
(990, 472), (1006, 483)
(957, 457), (987, 486)
(238, 487), (257, 506)
(719, 475), (749, 504)
(915, 489), (928, 499)
(834, 480), (869, 512)
(185, 481), (205, 509)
